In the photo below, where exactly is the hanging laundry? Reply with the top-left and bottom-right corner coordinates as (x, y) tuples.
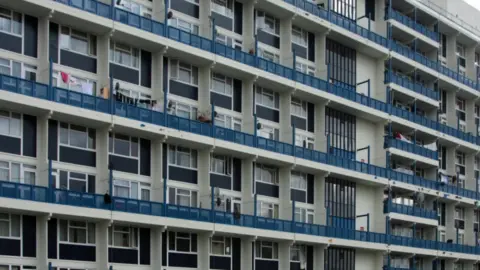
(100, 87), (109, 99)
(61, 72), (69, 83)
(152, 101), (162, 111)
(69, 76), (78, 85)
(394, 132), (411, 143)
(81, 81), (93, 95)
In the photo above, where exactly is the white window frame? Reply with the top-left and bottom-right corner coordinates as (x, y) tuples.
(0, 57), (37, 81)
(0, 213), (20, 239)
(255, 164), (278, 185)
(290, 171), (307, 191)
(59, 220), (95, 245)
(210, 235), (231, 256)
(0, 8), (22, 36)
(293, 208), (314, 224)
(168, 145), (198, 169)
(257, 123), (279, 141)
(211, 72), (233, 96)
(255, 241), (279, 260)
(292, 26), (307, 47)
(110, 41), (139, 69)
(295, 61), (315, 76)
(169, 16), (199, 35)
(258, 47), (280, 64)
(256, 11), (279, 36)
(215, 31), (242, 50)
(211, 0), (233, 18)
(215, 113), (242, 131)
(255, 86), (279, 110)
(0, 110), (21, 138)
(290, 244), (306, 262)
(59, 122), (96, 151)
(168, 187), (198, 207)
(109, 132), (139, 159)
(170, 59), (198, 86)
(113, 179), (151, 201)
(53, 169), (92, 193)
(108, 225), (139, 248)
(168, 231), (197, 254)
(210, 154), (232, 176)
(59, 26), (96, 57)
(116, 0), (152, 18)
(295, 133), (314, 149)
(291, 97), (307, 118)
(257, 201), (279, 219)
(167, 100), (198, 120)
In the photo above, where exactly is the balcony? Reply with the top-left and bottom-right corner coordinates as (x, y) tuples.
(384, 201), (437, 220)
(387, 9), (439, 42)
(385, 138), (438, 161)
(384, 71), (439, 101)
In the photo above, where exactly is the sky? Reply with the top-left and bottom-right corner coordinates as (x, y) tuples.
(465, 0), (480, 10)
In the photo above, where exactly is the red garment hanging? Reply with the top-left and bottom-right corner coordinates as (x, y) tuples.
(60, 72), (69, 83)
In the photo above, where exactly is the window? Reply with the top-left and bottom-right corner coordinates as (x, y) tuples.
(291, 98), (307, 118)
(110, 42), (139, 69)
(168, 100), (198, 120)
(291, 171), (307, 191)
(295, 134), (314, 149)
(52, 71), (96, 95)
(108, 225), (138, 248)
(215, 113), (241, 131)
(0, 8), (22, 35)
(59, 220), (95, 244)
(109, 133), (139, 158)
(255, 164), (278, 185)
(455, 207), (465, 220)
(456, 43), (466, 68)
(216, 32), (242, 50)
(326, 39), (356, 88)
(0, 110), (21, 138)
(256, 11), (279, 36)
(114, 86), (152, 108)
(259, 48), (280, 63)
(290, 244), (306, 262)
(0, 161), (35, 185)
(0, 58), (36, 81)
(0, 213), (20, 238)
(332, 0), (356, 20)
(113, 180), (150, 201)
(256, 86), (279, 109)
(116, 0), (152, 18)
(255, 241), (278, 259)
(295, 62), (315, 76)
(210, 236), (231, 256)
(258, 124), (279, 141)
(170, 60), (198, 86)
(456, 98), (466, 122)
(295, 208), (314, 224)
(56, 170), (94, 193)
(168, 145), (198, 169)
(169, 17), (199, 35)
(326, 107), (356, 158)
(211, 73), (233, 96)
(59, 123), (96, 150)
(292, 26), (307, 47)
(210, 154), (231, 176)
(257, 201), (279, 219)
(168, 187), (197, 207)
(59, 26), (96, 56)
(169, 231), (197, 253)
(211, 0), (233, 17)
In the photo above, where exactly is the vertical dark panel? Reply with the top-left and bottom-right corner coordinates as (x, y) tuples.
(308, 32), (315, 62)
(140, 228), (150, 265)
(307, 174), (314, 204)
(234, 1), (243, 35)
(49, 22), (59, 63)
(233, 158), (242, 192)
(233, 79), (242, 113)
(232, 238), (241, 270)
(325, 177), (356, 229)
(365, 0), (375, 20)
(48, 218), (57, 259)
(307, 103), (314, 133)
(22, 215), (36, 257)
(163, 57), (169, 92)
(23, 114), (37, 157)
(48, 120), (58, 161)
(24, 15), (38, 58)
(162, 143), (167, 179)
(326, 38), (356, 88)
(162, 231), (167, 266)
(141, 50), (152, 88)
(88, 175), (95, 193)
(140, 138), (151, 176)
(307, 246), (313, 270)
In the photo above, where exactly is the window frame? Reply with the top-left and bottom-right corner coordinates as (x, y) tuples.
(291, 97), (307, 118)
(109, 132), (139, 159)
(256, 11), (280, 36)
(294, 207), (314, 224)
(290, 244), (306, 262)
(215, 113), (242, 131)
(291, 26), (308, 48)
(210, 154), (232, 176)
(59, 122), (96, 151)
(116, 0), (152, 18)
(0, 8), (22, 36)
(167, 100), (198, 120)
(0, 213), (21, 239)
(257, 201), (279, 219)
(168, 187), (198, 207)
(210, 235), (231, 256)
(59, 25), (97, 57)
(169, 16), (199, 35)
(255, 241), (279, 260)
(211, 72), (233, 96)
(168, 145), (198, 170)
(211, 0), (233, 18)
(255, 163), (278, 185)
(290, 171), (307, 191)
(168, 231), (197, 254)
(255, 86), (279, 110)
(170, 59), (199, 86)
(108, 225), (139, 249)
(110, 41), (140, 69)
(0, 110), (21, 138)
(113, 179), (151, 201)
(59, 219), (96, 245)
(257, 123), (279, 141)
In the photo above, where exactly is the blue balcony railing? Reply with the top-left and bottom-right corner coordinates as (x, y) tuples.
(386, 138), (438, 160)
(388, 9), (439, 42)
(55, 0), (111, 18)
(385, 71), (439, 100)
(390, 235), (437, 250)
(385, 201), (438, 220)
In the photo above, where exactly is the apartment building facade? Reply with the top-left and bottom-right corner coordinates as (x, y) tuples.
(0, 0), (480, 269)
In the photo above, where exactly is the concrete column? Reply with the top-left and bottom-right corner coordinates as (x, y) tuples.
(279, 167), (292, 220)
(446, 34), (458, 71)
(152, 52), (164, 104)
(314, 173), (326, 225)
(466, 44), (477, 81)
(38, 16), (50, 85)
(465, 153), (475, 191)
(373, 187), (386, 234)
(242, 78), (255, 134)
(374, 0), (386, 36)
(198, 233), (210, 270)
(98, 33), (110, 92)
(37, 114), (49, 187)
(198, 66), (212, 116)
(313, 245), (326, 270)
(280, 91), (293, 144)
(375, 59), (386, 102)
(422, 258), (434, 270)
(445, 260), (455, 270)
(152, 140), (164, 202)
(446, 91), (457, 128)
(466, 99), (476, 135)
(96, 127), (110, 194)
(278, 241), (291, 270)
(152, 0), (166, 22)
(242, 0), (255, 53)
(314, 101), (327, 152)
(315, 33), (328, 80)
(280, 17), (293, 68)
(445, 146), (456, 177)
(151, 227), (164, 270)
(241, 237), (254, 270)
(198, 149), (211, 209)
(242, 158), (255, 215)
(199, 0), (212, 38)
(36, 215), (49, 270)
(96, 221), (109, 270)
(445, 203), (456, 243)
(373, 122), (387, 168)
(464, 207), (475, 246)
